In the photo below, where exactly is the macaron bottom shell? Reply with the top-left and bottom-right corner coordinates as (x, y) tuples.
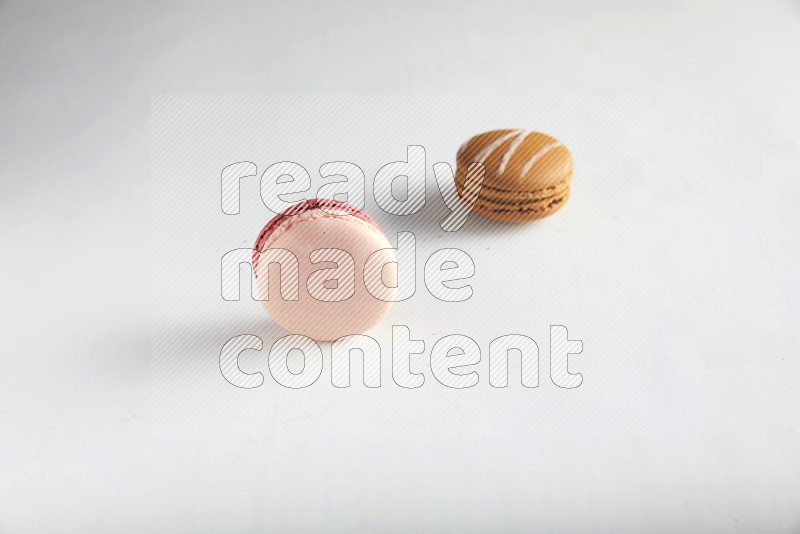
(456, 179), (571, 223)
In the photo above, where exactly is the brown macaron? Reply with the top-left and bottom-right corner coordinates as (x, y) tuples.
(455, 129), (573, 222)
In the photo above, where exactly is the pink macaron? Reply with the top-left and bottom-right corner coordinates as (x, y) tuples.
(253, 199), (397, 341)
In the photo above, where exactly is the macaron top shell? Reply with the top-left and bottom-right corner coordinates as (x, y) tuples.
(456, 129), (572, 193)
(252, 198), (382, 276)
(253, 199), (396, 341)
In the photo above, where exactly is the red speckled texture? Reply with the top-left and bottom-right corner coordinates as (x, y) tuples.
(252, 198), (382, 277)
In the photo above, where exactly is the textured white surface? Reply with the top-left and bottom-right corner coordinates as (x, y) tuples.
(1, 1), (799, 532)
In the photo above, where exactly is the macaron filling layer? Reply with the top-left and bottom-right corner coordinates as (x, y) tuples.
(456, 172), (569, 212)
(456, 174), (570, 203)
(472, 190), (569, 215)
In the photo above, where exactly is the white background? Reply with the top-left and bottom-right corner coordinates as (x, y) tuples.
(1, 1), (799, 532)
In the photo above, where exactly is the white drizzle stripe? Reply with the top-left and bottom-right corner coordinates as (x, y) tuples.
(519, 142), (563, 179)
(497, 130), (531, 174)
(474, 130), (523, 164)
